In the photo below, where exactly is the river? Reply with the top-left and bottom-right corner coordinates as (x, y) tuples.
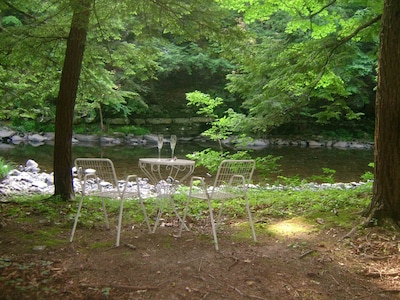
(0, 141), (373, 183)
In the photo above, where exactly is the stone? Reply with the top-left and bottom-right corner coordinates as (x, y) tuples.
(73, 134), (100, 143)
(333, 141), (349, 148)
(28, 134), (47, 143)
(349, 142), (367, 149)
(11, 134), (26, 144)
(308, 140), (325, 148)
(33, 245), (47, 251)
(25, 159), (40, 173)
(0, 129), (16, 138)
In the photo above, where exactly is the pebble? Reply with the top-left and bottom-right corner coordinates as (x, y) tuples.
(0, 160), (369, 198)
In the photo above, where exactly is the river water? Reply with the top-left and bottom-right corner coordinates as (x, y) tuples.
(0, 141), (373, 183)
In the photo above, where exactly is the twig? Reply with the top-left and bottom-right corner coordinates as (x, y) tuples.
(341, 215), (374, 240)
(365, 269), (400, 278)
(330, 274), (340, 285)
(198, 258), (204, 272)
(227, 257), (239, 270)
(299, 249), (316, 259)
(228, 285), (267, 300)
(80, 283), (159, 291)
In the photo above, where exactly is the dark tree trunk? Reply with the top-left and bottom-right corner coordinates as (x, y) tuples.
(366, 0), (400, 223)
(53, 0), (92, 200)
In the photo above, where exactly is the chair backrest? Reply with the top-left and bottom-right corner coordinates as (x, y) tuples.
(74, 158), (122, 198)
(210, 159), (255, 197)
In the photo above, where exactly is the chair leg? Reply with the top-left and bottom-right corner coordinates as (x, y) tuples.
(152, 195), (165, 233)
(245, 196), (257, 242)
(170, 195), (189, 232)
(216, 199), (225, 231)
(139, 197), (151, 233)
(101, 198), (110, 229)
(208, 198), (219, 251)
(116, 198), (124, 247)
(178, 195), (191, 237)
(70, 195), (85, 242)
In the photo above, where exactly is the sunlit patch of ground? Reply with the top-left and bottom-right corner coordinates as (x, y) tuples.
(267, 217), (316, 237)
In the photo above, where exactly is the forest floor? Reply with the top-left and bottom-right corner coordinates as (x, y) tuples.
(1, 200), (400, 300)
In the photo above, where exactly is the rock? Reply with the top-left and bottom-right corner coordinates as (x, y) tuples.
(333, 141), (349, 149)
(28, 134), (47, 143)
(274, 139), (290, 146)
(100, 136), (116, 144)
(11, 134), (26, 144)
(308, 140), (325, 148)
(349, 142), (367, 149)
(25, 160), (40, 173)
(31, 180), (48, 189)
(0, 129), (16, 138)
(43, 132), (55, 140)
(33, 245), (47, 251)
(73, 134), (100, 143)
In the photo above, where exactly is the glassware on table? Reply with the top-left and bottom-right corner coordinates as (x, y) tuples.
(157, 134), (164, 160)
(170, 135), (177, 160)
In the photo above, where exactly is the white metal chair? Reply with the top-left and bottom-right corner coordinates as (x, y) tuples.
(179, 159), (257, 250)
(70, 158), (151, 247)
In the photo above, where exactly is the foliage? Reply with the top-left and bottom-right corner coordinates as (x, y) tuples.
(186, 91), (248, 147)
(0, 0), (382, 138)
(186, 91), (224, 118)
(0, 157), (13, 180)
(250, 182), (372, 220)
(0, 0), (231, 125)
(115, 125), (149, 135)
(309, 168), (336, 184)
(361, 162), (374, 181)
(2, 180), (372, 236)
(218, 0), (381, 134)
(186, 148), (280, 177)
(174, 180), (372, 226)
(10, 119), (55, 133)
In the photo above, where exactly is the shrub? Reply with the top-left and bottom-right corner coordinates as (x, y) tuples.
(0, 157), (14, 180)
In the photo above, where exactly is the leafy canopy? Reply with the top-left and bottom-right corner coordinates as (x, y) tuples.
(217, 0), (381, 133)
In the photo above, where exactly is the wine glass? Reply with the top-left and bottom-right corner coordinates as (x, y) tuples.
(157, 134), (164, 160)
(170, 135), (177, 160)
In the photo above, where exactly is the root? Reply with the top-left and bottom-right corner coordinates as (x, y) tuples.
(341, 210), (375, 240)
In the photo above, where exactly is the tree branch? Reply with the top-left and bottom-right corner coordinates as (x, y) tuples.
(3, 1), (36, 20)
(309, 0), (337, 19)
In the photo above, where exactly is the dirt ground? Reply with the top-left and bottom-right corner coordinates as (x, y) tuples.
(1, 206), (400, 300)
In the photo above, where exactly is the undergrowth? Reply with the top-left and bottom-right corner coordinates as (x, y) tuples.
(1, 182), (372, 237)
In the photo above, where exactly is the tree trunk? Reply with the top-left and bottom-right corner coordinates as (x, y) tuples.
(366, 0), (400, 223)
(53, 0), (92, 200)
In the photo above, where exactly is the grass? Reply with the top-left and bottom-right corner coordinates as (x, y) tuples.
(0, 157), (14, 181)
(1, 182), (373, 244)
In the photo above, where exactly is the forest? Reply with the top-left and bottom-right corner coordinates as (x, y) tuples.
(0, 0), (381, 139)
(3, 2), (400, 298)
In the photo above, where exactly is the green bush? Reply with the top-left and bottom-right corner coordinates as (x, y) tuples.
(0, 157), (14, 180)
(186, 148), (281, 178)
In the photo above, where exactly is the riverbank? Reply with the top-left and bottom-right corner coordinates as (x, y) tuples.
(0, 127), (373, 150)
(0, 159), (369, 198)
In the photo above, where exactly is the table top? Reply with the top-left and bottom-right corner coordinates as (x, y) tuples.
(139, 158), (195, 166)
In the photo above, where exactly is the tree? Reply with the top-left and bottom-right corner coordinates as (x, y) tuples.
(218, 0), (381, 135)
(53, 0), (92, 200)
(1, 0), (231, 200)
(365, 0), (400, 224)
(53, 0), (230, 200)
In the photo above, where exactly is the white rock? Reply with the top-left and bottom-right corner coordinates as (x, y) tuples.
(28, 134), (47, 143)
(0, 129), (16, 138)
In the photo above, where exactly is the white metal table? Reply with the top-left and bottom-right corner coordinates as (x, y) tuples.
(138, 158), (195, 232)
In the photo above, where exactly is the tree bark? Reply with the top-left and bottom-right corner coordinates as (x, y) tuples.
(366, 0), (400, 223)
(53, 0), (92, 200)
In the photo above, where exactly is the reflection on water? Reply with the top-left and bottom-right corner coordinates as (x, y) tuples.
(0, 142), (373, 183)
